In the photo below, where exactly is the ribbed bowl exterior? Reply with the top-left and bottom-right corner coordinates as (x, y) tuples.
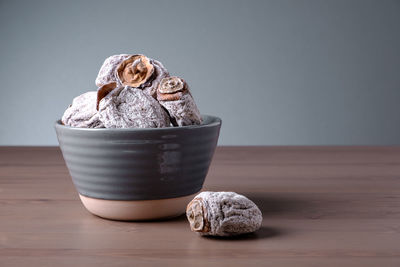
(55, 115), (221, 201)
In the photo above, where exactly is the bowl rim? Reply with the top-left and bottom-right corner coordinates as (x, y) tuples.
(55, 114), (221, 132)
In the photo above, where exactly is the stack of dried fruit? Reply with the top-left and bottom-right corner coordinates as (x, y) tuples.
(62, 54), (202, 128)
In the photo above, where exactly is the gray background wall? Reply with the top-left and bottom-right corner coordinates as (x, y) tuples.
(0, 0), (399, 146)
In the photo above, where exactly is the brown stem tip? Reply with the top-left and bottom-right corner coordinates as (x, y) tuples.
(186, 198), (210, 233)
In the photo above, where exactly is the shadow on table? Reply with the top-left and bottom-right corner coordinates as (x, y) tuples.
(201, 226), (285, 241)
(143, 214), (287, 241)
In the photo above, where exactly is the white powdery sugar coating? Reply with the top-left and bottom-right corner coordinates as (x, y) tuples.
(196, 191), (262, 236)
(61, 91), (104, 128)
(141, 58), (169, 98)
(98, 86), (170, 128)
(160, 93), (202, 126)
(95, 54), (130, 87)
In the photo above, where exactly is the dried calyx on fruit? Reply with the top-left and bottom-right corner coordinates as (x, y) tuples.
(157, 77), (202, 126)
(116, 55), (154, 87)
(186, 191), (262, 236)
(157, 76), (187, 101)
(95, 54), (169, 101)
(186, 197), (210, 232)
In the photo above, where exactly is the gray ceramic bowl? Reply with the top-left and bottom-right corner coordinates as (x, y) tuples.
(55, 115), (221, 220)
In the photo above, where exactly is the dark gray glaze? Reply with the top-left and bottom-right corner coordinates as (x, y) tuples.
(55, 115), (221, 200)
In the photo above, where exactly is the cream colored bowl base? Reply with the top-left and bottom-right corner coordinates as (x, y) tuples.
(79, 193), (197, 221)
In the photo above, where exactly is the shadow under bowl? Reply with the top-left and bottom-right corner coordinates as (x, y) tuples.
(55, 115), (221, 221)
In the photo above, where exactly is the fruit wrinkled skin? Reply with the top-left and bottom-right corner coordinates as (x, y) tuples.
(62, 91), (104, 128)
(98, 86), (170, 128)
(186, 191), (262, 236)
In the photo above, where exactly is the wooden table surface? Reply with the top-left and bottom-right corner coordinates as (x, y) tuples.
(0, 146), (399, 266)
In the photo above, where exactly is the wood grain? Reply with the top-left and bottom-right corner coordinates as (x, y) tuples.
(0, 146), (399, 266)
